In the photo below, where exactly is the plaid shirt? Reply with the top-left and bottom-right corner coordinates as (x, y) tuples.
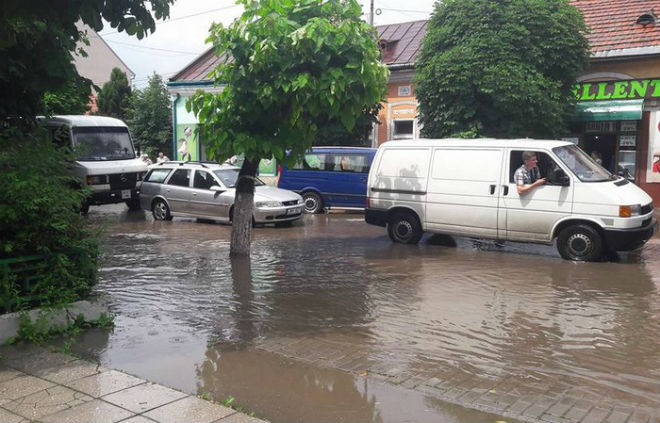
(514, 165), (540, 185)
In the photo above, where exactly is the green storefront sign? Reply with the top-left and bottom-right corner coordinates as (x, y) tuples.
(573, 79), (660, 102)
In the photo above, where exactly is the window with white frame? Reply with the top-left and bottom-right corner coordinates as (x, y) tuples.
(393, 120), (414, 139)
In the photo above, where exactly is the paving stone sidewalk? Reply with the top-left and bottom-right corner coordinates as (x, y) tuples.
(0, 344), (265, 423)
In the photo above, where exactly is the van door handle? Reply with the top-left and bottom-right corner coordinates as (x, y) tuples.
(502, 185), (509, 196)
(489, 184), (496, 195)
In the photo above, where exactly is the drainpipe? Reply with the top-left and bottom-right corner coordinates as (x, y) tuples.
(172, 93), (179, 160)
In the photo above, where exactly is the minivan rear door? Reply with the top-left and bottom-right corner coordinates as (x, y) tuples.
(331, 153), (372, 208)
(426, 148), (503, 239)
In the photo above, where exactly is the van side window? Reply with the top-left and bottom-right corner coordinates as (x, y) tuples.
(337, 154), (369, 173)
(167, 169), (191, 187)
(145, 168), (172, 183)
(293, 154), (326, 170)
(193, 170), (216, 189)
(509, 151), (561, 184)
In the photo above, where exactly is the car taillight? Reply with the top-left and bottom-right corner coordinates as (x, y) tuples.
(366, 196), (370, 208)
(277, 165), (283, 187)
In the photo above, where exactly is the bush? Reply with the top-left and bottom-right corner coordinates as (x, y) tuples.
(0, 126), (99, 314)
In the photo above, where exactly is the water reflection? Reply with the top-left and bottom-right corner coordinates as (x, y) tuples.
(77, 205), (659, 420)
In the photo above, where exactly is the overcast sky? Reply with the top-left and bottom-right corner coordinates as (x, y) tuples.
(98, 0), (436, 88)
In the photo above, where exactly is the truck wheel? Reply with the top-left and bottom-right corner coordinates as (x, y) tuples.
(302, 192), (323, 214)
(125, 199), (141, 211)
(80, 201), (90, 215)
(387, 212), (422, 244)
(152, 199), (172, 221)
(557, 224), (603, 261)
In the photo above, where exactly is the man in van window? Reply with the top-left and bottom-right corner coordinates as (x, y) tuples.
(514, 151), (547, 195)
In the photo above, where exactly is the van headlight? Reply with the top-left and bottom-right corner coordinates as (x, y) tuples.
(256, 201), (281, 208)
(619, 204), (641, 217)
(86, 175), (107, 185)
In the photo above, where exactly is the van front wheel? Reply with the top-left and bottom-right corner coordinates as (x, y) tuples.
(388, 212), (422, 244)
(557, 224), (603, 261)
(302, 192), (323, 214)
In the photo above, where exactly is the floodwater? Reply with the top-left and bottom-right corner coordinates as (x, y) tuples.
(70, 204), (659, 422)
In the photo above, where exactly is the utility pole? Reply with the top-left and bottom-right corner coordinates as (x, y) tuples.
(369, 0), (374, 26)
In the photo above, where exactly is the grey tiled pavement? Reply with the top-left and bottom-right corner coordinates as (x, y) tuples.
(0, 344), (265, 423)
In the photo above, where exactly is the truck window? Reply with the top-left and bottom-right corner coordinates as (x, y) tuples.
(72, 127), (135, 161)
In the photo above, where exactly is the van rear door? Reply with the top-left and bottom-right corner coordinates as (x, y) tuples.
(426, 148), (503, 239)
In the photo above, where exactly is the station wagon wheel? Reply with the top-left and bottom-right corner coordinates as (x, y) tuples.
(152, 199), (172, 221)
(557, 224), (603, 262)
(302, 192), (323, 214)
(387, 212), (423, 244)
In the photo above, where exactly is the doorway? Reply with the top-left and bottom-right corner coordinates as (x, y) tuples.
(584, 134), (617, 173)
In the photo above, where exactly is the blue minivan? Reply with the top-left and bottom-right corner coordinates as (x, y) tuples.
(278, 147), (377, 213)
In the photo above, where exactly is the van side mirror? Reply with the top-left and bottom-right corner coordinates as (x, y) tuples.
(550, 168), (570, 186)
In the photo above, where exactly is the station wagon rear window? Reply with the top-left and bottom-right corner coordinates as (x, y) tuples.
(145, 168), (172, 183)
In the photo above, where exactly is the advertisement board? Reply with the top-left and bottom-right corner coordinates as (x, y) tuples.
(647, 111), (660, 183)
(175, 124), (198, 161)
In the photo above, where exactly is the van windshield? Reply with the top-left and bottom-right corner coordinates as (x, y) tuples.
(72, 127), (135, 161)
(213, 169), (265, 188)
(552, 144), (614, 182)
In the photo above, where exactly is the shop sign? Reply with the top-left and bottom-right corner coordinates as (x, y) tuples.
(619, 135), (636, 147)
(585, 121), (616, 133)
(574, 78), (660, 102)
(393, 108), (414, 115)
(398, 85), (411, 96)
(620, 121), (637, 132)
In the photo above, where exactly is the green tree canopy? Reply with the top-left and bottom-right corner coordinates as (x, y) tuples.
(415, 0), (589, 139)
(189, 0), (389, 255)
(127, 72), (173, 158)
(0, 0), (173, 120)
(96, 68), (132, 120)
(42, 75), (93, 116)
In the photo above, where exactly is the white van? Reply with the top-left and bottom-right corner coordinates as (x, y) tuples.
(41, 115), (148, 213)
(365, 139), (656, 261)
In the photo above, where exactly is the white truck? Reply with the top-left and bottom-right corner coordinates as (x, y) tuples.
(41, 115), (147, 213)
(365, 138), (656, 261)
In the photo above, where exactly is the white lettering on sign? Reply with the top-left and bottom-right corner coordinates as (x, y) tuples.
(619, 135), (636, 147)
(393, 109), (414, 115)
(620, 121), (637, 132)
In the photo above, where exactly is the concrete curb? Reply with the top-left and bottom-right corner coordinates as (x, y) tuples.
(0, 298), (110, 344)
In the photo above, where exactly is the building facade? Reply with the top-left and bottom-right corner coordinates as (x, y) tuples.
(168, 0), (659, 202)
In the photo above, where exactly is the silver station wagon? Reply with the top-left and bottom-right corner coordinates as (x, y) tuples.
(140, 161), (303, 225)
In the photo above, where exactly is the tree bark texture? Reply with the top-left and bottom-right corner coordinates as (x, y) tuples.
(230, 158), (259, 257)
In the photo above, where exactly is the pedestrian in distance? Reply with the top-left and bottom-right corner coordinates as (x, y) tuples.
(590, 150), (603, 165)
(514, 151), (547, 195)
(157, 152), (169, 163)
(140, 154), (152, 166)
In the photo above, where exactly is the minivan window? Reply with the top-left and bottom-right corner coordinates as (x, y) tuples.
(553, 144), (613, 182)
(292, 154), (327, 170)
(72, 127), (135, 161)
(167, 169), (191, 187)
(336, 154), (370, 173)
(213, 169), (265, 188)
(145, 168), (171, 183)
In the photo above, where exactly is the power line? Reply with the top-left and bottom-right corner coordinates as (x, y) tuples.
(104, 39), (202, 56)
(99, 4), (240, 37)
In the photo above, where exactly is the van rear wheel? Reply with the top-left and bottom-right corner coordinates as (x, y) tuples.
(557, 224), (603, 261)
(302, 192), (323, 214)
(388, 212), (422, 244)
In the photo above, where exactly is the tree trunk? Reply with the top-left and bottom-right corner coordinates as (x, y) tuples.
(230, 158), (259, 257)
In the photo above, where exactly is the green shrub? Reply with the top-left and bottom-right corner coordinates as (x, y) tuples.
(0, 126), (99, 313)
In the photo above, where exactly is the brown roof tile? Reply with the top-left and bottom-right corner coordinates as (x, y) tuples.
(170, 0), (659, 83)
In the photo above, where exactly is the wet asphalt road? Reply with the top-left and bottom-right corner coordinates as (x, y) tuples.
(68, 204), (659, 423)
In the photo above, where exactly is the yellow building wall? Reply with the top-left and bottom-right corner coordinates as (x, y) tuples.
(377, 80), (419, 145)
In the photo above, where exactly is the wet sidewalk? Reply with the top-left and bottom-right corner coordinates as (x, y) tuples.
(0, 344), (264, 423)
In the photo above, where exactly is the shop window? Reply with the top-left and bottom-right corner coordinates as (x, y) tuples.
(393, 120), (414, 139)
